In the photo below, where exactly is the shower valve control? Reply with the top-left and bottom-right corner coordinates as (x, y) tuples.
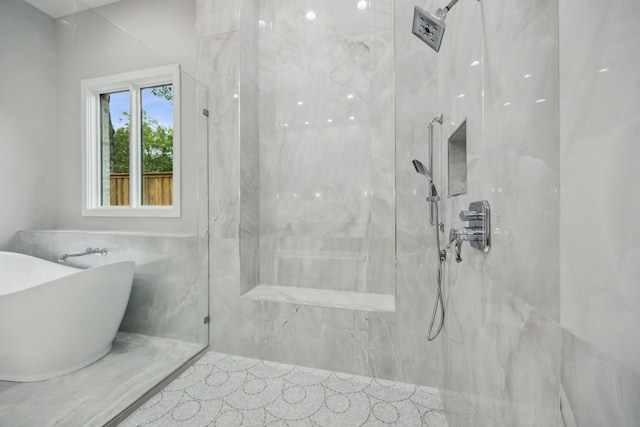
(448, 201), (491, 262)
(459, 210), (484, 222)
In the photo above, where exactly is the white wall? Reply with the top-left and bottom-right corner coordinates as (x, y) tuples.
(0, 0), (58, 249)
(54, 0), (201, 234)
(95, 0), (197, 77)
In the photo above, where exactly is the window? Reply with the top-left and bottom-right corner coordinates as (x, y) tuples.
(81, 65), (181, 217)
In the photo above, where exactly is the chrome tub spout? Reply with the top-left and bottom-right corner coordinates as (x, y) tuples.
(59, 247), (108, 263)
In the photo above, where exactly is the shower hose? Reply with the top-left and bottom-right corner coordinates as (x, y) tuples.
(427, 198), (445, 341)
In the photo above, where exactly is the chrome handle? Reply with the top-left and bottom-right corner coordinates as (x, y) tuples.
(449, 226), (484, 242)
(454, 239), (463, 263)
(448, 201), (491, 262)
(459, 210), (484, 222)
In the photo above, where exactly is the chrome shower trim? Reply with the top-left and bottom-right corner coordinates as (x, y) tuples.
(412, 0), (480, 52)
(427, 114), (444, 226)
(429, 114), (444, 126)
(59, 247), (108, 263)
(445, 0), (460, 12)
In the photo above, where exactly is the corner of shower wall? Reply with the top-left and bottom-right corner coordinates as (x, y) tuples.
(238, 0), (397, 313)
(238, 0), (261, 297)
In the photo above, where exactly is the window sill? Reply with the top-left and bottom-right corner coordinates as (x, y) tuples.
(82, 206), (180, 218)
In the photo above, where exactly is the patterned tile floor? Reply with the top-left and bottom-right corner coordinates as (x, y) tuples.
(121, 352), (447, 426)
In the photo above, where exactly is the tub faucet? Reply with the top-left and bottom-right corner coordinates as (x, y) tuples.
(59, 247), (108, 263)
(448, 227), (484, 262)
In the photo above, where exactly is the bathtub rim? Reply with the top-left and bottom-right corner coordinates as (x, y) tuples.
(0, 251), (135, 297)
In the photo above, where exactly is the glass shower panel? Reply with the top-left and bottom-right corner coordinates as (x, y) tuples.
(252, 0), (396, 307)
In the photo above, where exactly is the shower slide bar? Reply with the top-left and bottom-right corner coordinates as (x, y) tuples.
(59, 247), (108, 263)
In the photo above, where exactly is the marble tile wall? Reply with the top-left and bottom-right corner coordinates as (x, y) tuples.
(434, 0), (562, 425)
(12, 230), (208, 344)
(203, 0), (447, 388)
(559, 0), (640, 424)
(255, 0), (396, 295)
(202, 0), (640, 425)
(561, 331), (640, 427)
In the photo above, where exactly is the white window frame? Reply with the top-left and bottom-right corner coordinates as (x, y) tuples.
(81, 65), (181, 217)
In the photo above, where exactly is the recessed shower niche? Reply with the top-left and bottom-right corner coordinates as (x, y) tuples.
(240, 0), (396, 311)
(448, 120), (468, 197)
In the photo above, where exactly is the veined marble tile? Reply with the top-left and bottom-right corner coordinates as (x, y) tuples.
(208, 0), (445, 395)
(209, 238), (262, 358)
(481, 0), (560, 322)
(0, 332), (203, 427)
(559, 0), (640, 375)
(239, 235), (259, 294)
(195, 0), (240, 37)
(239, 0), (260, 242)
(561, 331), (640, 427)
(257, 235), (394, 294)
(431, 0), (563, 425)
(441, 267), (561, 426)
(253, 0), (396, 298)
(197, 32), (241, 240)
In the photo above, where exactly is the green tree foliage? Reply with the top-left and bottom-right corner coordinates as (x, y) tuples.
(142, 113), (173, 172)
(112, 113), (130, 173)
(112, 111), (173, 173)
(150, 85), (173, 104)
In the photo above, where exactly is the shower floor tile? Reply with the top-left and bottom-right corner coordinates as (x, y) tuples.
(121, 352), (447, 426)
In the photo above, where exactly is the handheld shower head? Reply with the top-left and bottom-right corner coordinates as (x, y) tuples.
(412, 159), (431, 180)
(412, 159), (438, 198)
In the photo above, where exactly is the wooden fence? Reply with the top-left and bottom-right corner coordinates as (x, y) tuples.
(109, 172), (173, 206)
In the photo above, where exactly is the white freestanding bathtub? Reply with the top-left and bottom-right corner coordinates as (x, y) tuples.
(0, 251), (135, 382)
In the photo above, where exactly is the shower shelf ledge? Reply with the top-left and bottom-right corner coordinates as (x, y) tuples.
(242, 284), (395, 313)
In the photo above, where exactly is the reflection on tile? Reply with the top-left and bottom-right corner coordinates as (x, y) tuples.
(122, 352), (447, 426)
(0, 332), (203, 427)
